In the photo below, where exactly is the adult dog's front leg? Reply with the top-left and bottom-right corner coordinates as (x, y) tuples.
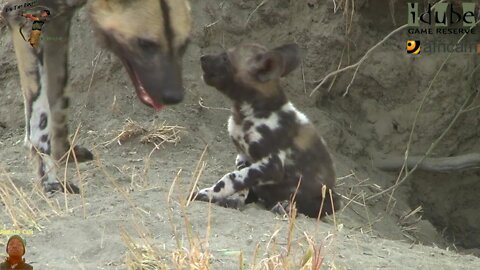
(3, 10), (61, 193)
(3, 6), (91, 193)
(196, 154), (284, 202)
(42, 9), (93, 164)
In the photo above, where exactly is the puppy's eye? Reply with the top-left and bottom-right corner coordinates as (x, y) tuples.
(137, 38), (158, 51)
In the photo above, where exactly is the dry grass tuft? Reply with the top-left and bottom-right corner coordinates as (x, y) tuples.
(121, 148), (212, 269)
(104, 119), (185, 147)
(105, 119), (147, 146)
(171, 240), (212, 270)
(300, 233), (325, 270)
(332, 0), (355, 34)
(399, 206), (423, 241)
(171, 167), (212, 269)
(0, 165), (77, 232)
(185, 145), (209, 207)
(121, 227), (168, 270)
(252, 228), (330, 270)
(140, 124), (184, 146)
(0, 171), (44, 230)
(118, 193), (212, 269)
(250, 193), (336, 270)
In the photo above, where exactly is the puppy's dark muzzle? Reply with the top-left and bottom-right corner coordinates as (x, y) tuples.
(200, 54), (213, 72)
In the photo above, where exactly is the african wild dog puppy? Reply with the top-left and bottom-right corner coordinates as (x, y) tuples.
(1, 0), (191, 193)
(195, 43), (341, 218)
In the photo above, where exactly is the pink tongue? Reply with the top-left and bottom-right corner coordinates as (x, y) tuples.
(133, 70), (164, 111)
(138, 88), (164, 112)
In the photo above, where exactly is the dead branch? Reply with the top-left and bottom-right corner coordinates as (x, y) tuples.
(371, 17), (480, 204)
(374, 153), (480, 172)
(309, 24), (408, 97)
(368, 61), (480, 200)
(310, 1), (451, 97)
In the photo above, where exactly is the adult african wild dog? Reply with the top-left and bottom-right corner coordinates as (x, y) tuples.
(1, 0), (191, 193)
(195, 43), (341, 218)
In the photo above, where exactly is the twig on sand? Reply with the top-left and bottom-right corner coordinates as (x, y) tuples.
(198, 97), (230, 111)
(244, 0), (269, 29)
(185, 145), (209, 207)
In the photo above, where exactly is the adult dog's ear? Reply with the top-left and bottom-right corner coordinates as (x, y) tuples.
(248, 43), (301, 83)
(272, 43), (301, 77)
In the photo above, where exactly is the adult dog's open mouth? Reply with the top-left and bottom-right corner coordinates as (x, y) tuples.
(122, 59), (165, 111)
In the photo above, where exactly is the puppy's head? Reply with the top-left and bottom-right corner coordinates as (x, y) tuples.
(200, 43), (300, 101)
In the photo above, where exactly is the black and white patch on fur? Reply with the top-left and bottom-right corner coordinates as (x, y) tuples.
(196, 43), (341, 218)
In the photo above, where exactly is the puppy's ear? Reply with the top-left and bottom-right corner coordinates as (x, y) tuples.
(272, 43), (301, 77)
(249, 43), (301, 82)
(248, 51), (284, 83)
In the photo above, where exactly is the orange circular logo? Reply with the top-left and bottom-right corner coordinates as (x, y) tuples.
(407, 40), (421, 54)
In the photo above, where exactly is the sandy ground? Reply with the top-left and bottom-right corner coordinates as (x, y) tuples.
(1, 0), (480, 269)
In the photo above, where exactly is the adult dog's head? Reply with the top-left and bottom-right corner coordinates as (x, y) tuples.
(89, 0), (192, 110)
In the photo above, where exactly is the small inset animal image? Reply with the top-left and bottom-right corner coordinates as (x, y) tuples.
(194, 43), (341, 218)
(20, 9), (51, 48)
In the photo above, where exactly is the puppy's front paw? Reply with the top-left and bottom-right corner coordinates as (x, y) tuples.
(216, 189), (250, 209)
(235, 155), (251, 170)
(193, 188), (215, 203)
(216, 198), (241, 209)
